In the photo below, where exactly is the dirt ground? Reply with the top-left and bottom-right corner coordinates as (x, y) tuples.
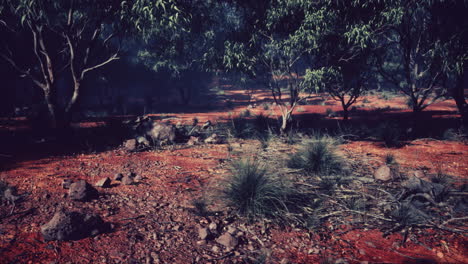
(0, 90), (467, 264)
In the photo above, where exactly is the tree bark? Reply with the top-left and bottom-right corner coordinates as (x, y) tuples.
(452, 73), (468, 127)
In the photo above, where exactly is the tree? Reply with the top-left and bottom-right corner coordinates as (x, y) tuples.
(223, 0), (324, 133)
(376, 0), (447, 113)
(137, 0), (223, 105)
(430, 0), (468, 127)
(0, 0), (177, 129)
(305, 0), (382, 120)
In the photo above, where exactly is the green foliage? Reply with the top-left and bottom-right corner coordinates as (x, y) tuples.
(288, 136), (344, 176)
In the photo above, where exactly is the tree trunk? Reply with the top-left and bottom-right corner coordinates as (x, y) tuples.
(453, 74), (468, 127)
(280, 110), (292, 135)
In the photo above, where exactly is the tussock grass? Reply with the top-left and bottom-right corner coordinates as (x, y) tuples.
(287, 136), (344, 176)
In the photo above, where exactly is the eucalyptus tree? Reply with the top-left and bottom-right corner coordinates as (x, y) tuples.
(304, 0), (383, 120)
(376, 0), (449, 113)
(0, 0), (178, 129)
(223, 0), (326, 133)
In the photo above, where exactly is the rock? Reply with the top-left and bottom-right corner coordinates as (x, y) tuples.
(134, 118), (176, 145)
(95, 177), (111, 188)
(402, 176), (446, 198)
(205, 133), (221, 144)
(411, 170), (425, 178)
(198, 227), (210, 240)
(136, 136), (150, 146)
(123, 139), (138, 151)
(114, 173), (123, 181)
(187, 136), (200, 146)
(121, 176), (134, 185)
(3, 187), (20, 203)
(41, 209), (109, 241)
(216, 233), (238, 249)
(374, 165), (392, 182)
(208, 222), (218, 231)
(227, 226), (238, 235)
(68, 180), (98, 201)
(134, 174), (143, 181)
(62, 179), (73, 189)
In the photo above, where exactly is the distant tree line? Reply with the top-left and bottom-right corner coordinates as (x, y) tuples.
(0, 0), (467, 131)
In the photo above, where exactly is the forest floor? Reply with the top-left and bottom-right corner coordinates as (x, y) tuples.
(0, 88), (467, 264)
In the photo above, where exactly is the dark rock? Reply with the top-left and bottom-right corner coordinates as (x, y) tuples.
(41, 209), (109, 241)
(402, 176), (446, 198)
(68, 180), (98, 201)
(134, 117), (176, 145)
(95, 177), (111, 188)
(62, 179), (73, 189)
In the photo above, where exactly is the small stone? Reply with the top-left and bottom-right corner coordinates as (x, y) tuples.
(134, 174), (143, 181)
(95, 177), (111, 188)
(68, 180), (98, 201)
(227, 226), (237, 235)
(187, 136), (200, 146)
(121, 176), (134, 185)
(198, 227), (210, 240)
(208, 222), (217, 231)
(216, 233), (238, 249)
(204, 133), (221, 144)
(114, 173), (123, 181)
(124, 139), (137, 151)
(211, 246), (220, 253)
(62, 179), (73, 189)
(374, 165), (392, 182)
(196, 240), (207, 246)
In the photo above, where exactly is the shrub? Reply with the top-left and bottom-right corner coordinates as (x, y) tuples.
(362, 98), (370, 104)
(262, 103), (270, 110)
(240, 109), (251, 118)
(192, 198), (209, 217)
(287, 137), (344, 175)
(296, 107), (306, 113)
(228, 116), (255, 139)
(442, 128), (466, 142)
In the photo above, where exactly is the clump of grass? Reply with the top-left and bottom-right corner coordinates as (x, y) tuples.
(221, 159), (316, 223)
(262, 103), (270, 110)
(192, 198), (209, 217)
(221, 159), (288, 220)
(228, 116), (255, 139)
(385, 153), (397, 165)
(362, 98), (370, 104)
(442, 128), (466, 142)
(287, 136), (344, 176)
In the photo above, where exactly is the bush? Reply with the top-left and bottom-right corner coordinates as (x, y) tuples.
(325, 108), (336, 117)
(385, 153), (397, 165)
(262, 103), (270, 110)
(287, 137), (344, 175)
(240, 109), (251, 118)
(228, 116), (255, 139)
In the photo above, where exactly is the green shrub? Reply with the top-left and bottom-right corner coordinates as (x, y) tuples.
(385, 153), (397, 165)
(287, 137), (344, 175)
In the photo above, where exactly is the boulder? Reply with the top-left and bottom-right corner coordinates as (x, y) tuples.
(147, 122), (176, 144)
(95, 177), (111, 188)
(68, 180), (98, 201)
(41, 209), (109, 241)
(374, 165), (392, 182)
(402, 176), (446, 198)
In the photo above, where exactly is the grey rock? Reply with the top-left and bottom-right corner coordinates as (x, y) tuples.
(204, 133), (221, 144)
(374, 165), (392, 182)
(41, 209), (108, 241)
(198, 227), (210, 240)
(68, 180), (98, 201)
(114, 173), (123, 181)
(123, 139), (138, 151)
(122, 176), (134, 185)
(62, 179), (73, 189)
(95, 177), (111, 188)
(216, 233), (238, 249)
